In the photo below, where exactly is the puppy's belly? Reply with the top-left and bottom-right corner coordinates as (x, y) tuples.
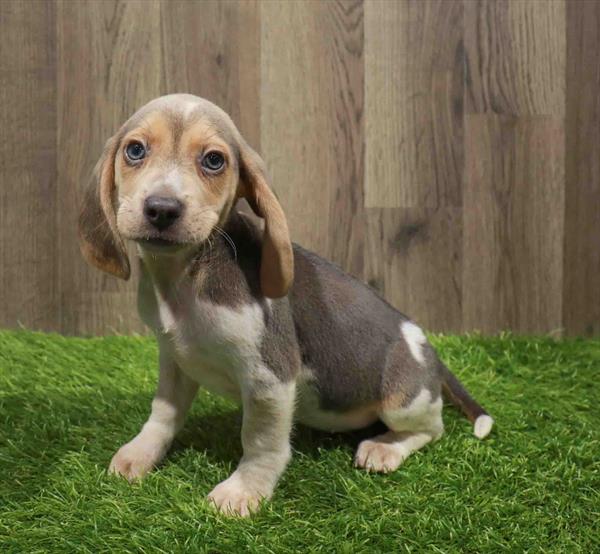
(295, 380), (379, 432)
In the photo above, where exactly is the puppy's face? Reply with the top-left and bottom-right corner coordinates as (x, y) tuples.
(115, 103), (239, 252)
(79, 94), (294, 298)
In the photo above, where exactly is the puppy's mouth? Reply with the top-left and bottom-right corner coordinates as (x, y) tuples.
(135, 236), (188, 253)
(141, 237), (179, 247)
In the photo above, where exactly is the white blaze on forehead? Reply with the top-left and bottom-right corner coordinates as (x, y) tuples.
(181, 99), (200, 119)
(401, 321), (426, 365)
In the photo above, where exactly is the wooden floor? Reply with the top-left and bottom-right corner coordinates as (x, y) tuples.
(0, 0), (598, 336)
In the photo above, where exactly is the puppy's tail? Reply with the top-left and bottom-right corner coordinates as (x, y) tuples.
(439, 362), (494, 439)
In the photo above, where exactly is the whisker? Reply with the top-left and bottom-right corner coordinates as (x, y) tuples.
(213, 226), (237, 260)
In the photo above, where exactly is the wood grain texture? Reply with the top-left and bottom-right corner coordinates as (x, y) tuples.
(57, 0), (162, 335)
(365, 0), (463, 208)
(363, 0), (463, 332)
(465, 0), (565, 115)
(261, 0), (365, 274)
(364, 207), (462, 332)
(0, 1), (58, 331)
(463, 0), (566, 334)
(563, 1), (600, 337)
(463, 115), (564, 334)
(160, 0), (261, 148)
(0, 0), (598, 336)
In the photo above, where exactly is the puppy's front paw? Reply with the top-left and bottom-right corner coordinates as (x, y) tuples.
(108, 438), (165, 481)
(207, 472), (266, 517)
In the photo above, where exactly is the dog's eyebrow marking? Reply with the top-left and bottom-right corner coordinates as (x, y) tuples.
(136, 116), (154, 134)
(401, 321), (426, 365)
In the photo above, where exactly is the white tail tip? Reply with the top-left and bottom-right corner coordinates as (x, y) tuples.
(474, 414), (494, 439)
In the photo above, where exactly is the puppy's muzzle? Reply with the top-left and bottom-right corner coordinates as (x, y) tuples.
(144, 196), (183, 231)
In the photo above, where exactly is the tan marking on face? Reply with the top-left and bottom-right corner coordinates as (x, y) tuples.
(113, 107), (240, 247)
(80, 94), (293, 297)
(179, 118), (236, 202)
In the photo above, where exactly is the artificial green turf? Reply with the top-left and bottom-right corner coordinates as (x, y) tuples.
(0, 330), (598, 553)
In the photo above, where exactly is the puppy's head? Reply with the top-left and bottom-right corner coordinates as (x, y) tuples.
(78, 94), (293, 298)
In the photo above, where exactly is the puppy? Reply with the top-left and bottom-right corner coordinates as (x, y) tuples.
(79, 94), (494, 517)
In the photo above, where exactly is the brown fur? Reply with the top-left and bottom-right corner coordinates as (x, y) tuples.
(78, 95), (292, 299)
(78, 134), (130, 279)
(237, 141), (294, 298)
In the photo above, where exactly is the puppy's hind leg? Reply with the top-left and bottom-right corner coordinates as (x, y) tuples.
(354, 389), (443, 473)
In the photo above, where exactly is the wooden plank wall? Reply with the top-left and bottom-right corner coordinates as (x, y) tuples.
(0, 0), (598, 337)
(0, 0), (57, 330)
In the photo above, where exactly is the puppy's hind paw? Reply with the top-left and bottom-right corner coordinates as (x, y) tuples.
(354, 439), (405, 473)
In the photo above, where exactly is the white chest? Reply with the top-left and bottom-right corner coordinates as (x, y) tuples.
(143, 284), (266, 401)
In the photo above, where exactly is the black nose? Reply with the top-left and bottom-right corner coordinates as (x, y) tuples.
(143, 196), (183, 231)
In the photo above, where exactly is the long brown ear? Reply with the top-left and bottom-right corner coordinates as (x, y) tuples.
(238, 140), (293, 298)
(78, 134), (130, 280)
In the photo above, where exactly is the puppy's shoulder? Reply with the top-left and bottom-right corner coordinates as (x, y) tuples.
(191, 210), (264, 307)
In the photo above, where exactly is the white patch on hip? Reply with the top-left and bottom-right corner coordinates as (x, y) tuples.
(380, 388), (443, 438)
(401, 321), (426, 365)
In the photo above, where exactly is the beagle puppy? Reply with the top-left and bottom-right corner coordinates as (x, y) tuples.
(79, 94), (493, 517)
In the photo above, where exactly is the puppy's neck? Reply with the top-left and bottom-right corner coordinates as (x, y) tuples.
(138, 210), (263, 312)
(138, 244), (197, 294)
(137, 211), (246, 293)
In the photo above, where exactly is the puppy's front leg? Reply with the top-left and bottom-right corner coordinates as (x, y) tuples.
(208, 378), (295, 517)
(109, 348), (198, 481)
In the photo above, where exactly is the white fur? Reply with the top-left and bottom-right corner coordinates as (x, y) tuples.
(355, 388), (444, 473)
(155, 286), (177, 334)
(474, 414), (494, 439)
(401, 321), (426, 365)
(171, 299), (264, 363)
(161, 167), (186, 195)
(207, 470), (260, 517)
(380, 388), (443, 438)
(354, 430), (434, 473)
(181, 99), (200, 119)
(208, 380), (295, 516)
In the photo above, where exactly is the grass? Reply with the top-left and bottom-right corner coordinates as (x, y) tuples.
(0, 330), (598, 553)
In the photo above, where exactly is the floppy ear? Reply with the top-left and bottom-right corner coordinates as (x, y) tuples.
(237, 140), (293, 298)
(78, 134), (130, 280)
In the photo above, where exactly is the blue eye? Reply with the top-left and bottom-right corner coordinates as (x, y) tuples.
(201, 151), (225, 172)
(125, 141), (146, 162)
